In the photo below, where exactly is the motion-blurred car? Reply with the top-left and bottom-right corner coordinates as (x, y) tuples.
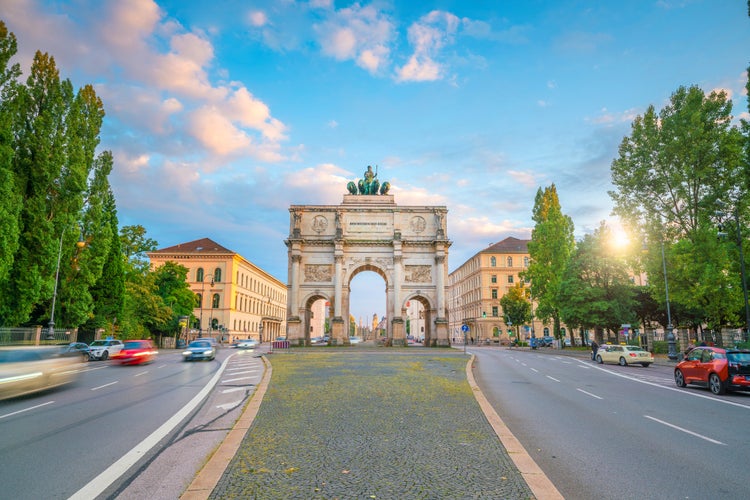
(113, 339), (157, 365)
(182, 340), (216, 361)
(310, 336), (326, 345)
(674, 347), (750, 395)
(595, 344), (653, 367)
(0, 346), (84, 400)
(348, 336), (362, 344)
(60, 342), (90, 361)
(236, 338), (259, 349)
(88, 339), (124, 361)
(538, 336), (555, 347)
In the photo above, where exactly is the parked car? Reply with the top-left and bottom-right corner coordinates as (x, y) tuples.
(60, 342), (90, 360)
(236, 338), (259, 349)
(310, 336), (326, 345)
(538, 336), (555, 347)
(349, 336), (363, 344)
(674, 347), (750, 395)
(596, 344), (653, 367)
(112, 339), (157, 365)
(183, 339), (217, 361)
(88, 339), (124, 361)
(0, 346), (84, 400)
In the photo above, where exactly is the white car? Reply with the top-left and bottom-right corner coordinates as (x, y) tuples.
(349, 336), (363, 344)
(236, 339), (259, 349)
(596, 344), (654, 367)
(88, 339), (124, 361)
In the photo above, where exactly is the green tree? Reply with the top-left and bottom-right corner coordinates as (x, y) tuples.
(0, 22), (22, 286)
(523, 184), (575, 344)
(151, 261), (197, 335)
(120, 224), (158, 276)
(558, 223), (638, 344)
(499, 283), (531, 340)
(610, 85), (746, 333)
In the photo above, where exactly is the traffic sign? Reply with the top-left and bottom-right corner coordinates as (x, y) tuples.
(461, 324), (469, 333)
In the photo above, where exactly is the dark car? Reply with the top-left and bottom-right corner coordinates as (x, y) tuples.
(537, 336), (555, 347)
(674, 347), (750, 395)
(60, 342), (90, 360)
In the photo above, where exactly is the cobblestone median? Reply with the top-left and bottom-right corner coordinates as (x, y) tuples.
(210, 350), (533, 499)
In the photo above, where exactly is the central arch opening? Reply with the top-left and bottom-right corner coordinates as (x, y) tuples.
(348, 269), (386, 343)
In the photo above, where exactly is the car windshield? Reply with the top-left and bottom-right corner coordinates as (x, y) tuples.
(190, 341), (211, 348)
(90, 341), (105, 347)
(123, 341), (147, 349)
(727, 352), (750, 362)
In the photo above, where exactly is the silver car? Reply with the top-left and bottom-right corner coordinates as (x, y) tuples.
(182, 340), (216, 361)
(0, 346), (84, 400)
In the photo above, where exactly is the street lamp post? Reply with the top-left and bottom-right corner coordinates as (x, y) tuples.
(47, 225), (85, 341)
(718, 202), (750, 342)
(660, 238), (678, 361)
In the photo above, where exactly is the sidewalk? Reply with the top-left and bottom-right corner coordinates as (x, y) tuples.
(182, 349), (561, 499)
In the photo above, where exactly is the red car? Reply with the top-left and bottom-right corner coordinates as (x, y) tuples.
(674, 347), (750, 395)
(113, 340), (158, 365)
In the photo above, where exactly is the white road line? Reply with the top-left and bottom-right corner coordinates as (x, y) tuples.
(577, 388), (602, 400)
(221, 387), (246, 394)
(91, 381), (118, 391)
(530, 367), (539, 373)
(574, 358), (750, 410)
(216, 400), (243, 411)
(222, 376), (253, 383)
(546, 375), (560, 382)
(70, 352), (237, 500)
(134, 371), (148, 377)
(0, 401), (54, 420)
(644, 415), (726, 445)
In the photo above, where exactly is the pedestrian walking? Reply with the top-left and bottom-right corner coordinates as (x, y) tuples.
(591, 340), (599, 361)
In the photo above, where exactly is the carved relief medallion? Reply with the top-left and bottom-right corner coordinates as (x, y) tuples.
(312, 215), (328, 233)
(404, 265), (431, 283)
(410, 216), (426, 233)
(304, 264), (333, 282)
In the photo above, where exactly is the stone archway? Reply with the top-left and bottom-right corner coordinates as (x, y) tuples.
(285, 190), (451, 347)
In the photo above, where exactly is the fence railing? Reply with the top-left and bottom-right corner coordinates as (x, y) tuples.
(0, 326), (79, 346)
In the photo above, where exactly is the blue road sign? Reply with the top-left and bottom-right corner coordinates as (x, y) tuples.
(461, 324), (469, 333)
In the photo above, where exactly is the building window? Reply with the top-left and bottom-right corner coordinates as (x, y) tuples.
(490, 256), (496, 267)
(507, 256), (513, 267)
(212, 293), (220, 308)
(197, 268), (204, 282)
(524, 256), (529, 267)
(195, 293), (202, 307)
(214, 268), (222, 282)
(491, 274), (497, 283)
(491, 288), (498, 299)
(492, 306), (498, 317)
(507, 275), (514, 284)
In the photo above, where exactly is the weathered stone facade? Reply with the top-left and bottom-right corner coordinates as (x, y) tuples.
(285, 195), (451, 346)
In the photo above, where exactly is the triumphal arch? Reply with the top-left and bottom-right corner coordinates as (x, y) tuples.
(284, 167), (451, 346)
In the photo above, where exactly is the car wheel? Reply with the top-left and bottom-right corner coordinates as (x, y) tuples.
(674, 369), (686, 387)
(101, 351), (109, 361)
(641, 363), (651, 367)
(619, 357), (627, 366)
(709, 373), (726, 395)
(596, 354), (603, 364)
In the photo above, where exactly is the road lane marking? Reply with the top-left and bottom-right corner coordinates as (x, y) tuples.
(576, 388), (602, 400)
(574, 358), (750, 410)
(216, 400), (243, 411)
(644, 415), (726, 445)
(221, 387), (246, 394)
(530, 367), (539, 373)
(135, 371), (149, 377)
(91, 381), (118, 391)
(70, 352), (238, 500)
(546, 375), (560, 382)
(0, 401), (54, 420)
(222, 376), (254, 383)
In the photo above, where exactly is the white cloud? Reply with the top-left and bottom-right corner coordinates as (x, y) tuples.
(316, 3), (394, 74)
(395, 10), (459, 82)
(248, 10), (268, 27)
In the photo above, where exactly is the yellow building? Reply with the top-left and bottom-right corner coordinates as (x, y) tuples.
(448, 237), (553, 345)
(148, 238), (287, 343)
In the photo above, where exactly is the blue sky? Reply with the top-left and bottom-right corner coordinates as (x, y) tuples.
(4, 0), (749, 324)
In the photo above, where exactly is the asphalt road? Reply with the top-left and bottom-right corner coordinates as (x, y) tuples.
(471, 347), (750, 500)
(0, 346), (264, 500)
